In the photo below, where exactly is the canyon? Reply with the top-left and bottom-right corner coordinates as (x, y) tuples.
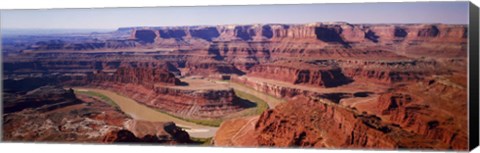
(2, 82), (192, 144)
(2, 22), (469, 150)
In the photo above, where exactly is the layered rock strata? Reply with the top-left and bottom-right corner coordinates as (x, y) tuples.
(214, 97), (464, 150)
(1, 22), (468, 149)
(15, 23), (466, 59)
(2, 83), (193, 144)
(2, 85), (126, 142)
(247, 60), (353, 88)
(90, 66), (246, 118)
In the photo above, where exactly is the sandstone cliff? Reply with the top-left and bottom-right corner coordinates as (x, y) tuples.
(21, 23), (467, 58)
(247, 60), (353, 87)
(2, 21), (468, 149)
(93, 66), (181, 88)
(214, 97), (448, 149)
(374, 91), (467, 149)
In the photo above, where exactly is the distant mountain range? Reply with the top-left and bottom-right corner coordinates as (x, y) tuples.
(1, 28), (115, 36)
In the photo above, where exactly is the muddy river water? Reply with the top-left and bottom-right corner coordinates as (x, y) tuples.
(74, 88), (218, 138)
(73, 80), (284, 138)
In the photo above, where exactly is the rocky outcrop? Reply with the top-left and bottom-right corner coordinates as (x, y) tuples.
(3, 77), (58, 92)
(103, 120), (191, 144)
(314, 25), (350, 47)
(343, 68), (427, 84)
(2, 87), (127, 142)
(340, 59), (440, 84)
(64, 63), (246, 118)
(213, 116), (260, 147)
(1, 77), (193, 144)
(238, 74), (340, 100)
(2, 83), (194, 144)
(374, 91), (467, 150)
(52, 63), (245, 119)
(365, 24), (466, 43)
(2, 59), (184, 78)
(91, 82), (246, 118)
(103, 130), (140, 143)
(93, 66), (181, 88)
(255, 98), (396, 148)
(183, 60), (245, 76)
(231, 76), (305, 99)
(189, 27), (221, 41)
(3, 85), (80, 113)
(20, 23), (467, 58)
(247, 60), (353, 88)
(231, 75), (370, 103)
(26, 62), (182, 87)
(133, 29), (157, 43)
(214, 97), (442, 149)
(377, 93), (414, 115)
(2, 21), (469, 150)
(4, 59), (247, 119)
(158, 29), (187, 40)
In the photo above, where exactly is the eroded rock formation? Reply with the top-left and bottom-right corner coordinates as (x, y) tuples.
(103, 120), (191, 144)
(94, 66), (181, 88)
(3, 86), (79, 113)
(2, 22), (469, 150)
(2, 85), (125, 142)
(247, 60), (353, 87)
(15, 23), (466, 59)
(2, 82), (193, 144)
(374, 91), (467, 150)
(214, 97), (464, 149)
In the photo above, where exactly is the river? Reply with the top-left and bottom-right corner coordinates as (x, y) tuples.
(74, 88), (218, 138)
(73, 80), (284, 138)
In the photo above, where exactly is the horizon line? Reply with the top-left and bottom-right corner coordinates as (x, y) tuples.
(2, 21), (469, 31)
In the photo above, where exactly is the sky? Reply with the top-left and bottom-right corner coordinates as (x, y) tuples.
(0, 2), (470, 30)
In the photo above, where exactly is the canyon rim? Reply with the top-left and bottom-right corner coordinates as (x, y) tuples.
(0, 2), (475, 151)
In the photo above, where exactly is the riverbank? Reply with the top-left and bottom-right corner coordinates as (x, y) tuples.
(74, 88), (218, 138)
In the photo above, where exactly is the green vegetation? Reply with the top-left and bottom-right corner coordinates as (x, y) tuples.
(76, 89), (224, 127)
(144, 88), (271, 127)
(234, 89), (269, 115)
(150, 107), (223, 127)
(182, 117), (223, 127)
(75, 90), (119, 108)
(190, 137), (213, 146)
(75, 90), (134, 119)
(229, 81), (286, 103)
(74, 85), (272, 128)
